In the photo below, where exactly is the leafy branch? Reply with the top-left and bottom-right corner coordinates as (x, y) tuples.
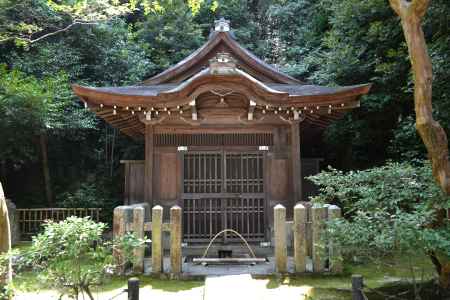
(15, 20), (99, 44)
(0, 0), (138, 46)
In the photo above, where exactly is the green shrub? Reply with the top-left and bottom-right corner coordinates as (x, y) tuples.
(21, 216), (142, 300)
(308, 161), (450, 269)
(0, 253), (13, 300)
(56, 182), (121, 224)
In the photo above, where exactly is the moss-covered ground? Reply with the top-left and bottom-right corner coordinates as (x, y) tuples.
(261, 253), (437, 299)
(12, 242), (438, 299)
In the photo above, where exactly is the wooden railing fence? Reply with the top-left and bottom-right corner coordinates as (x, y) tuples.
(17, 208), (102, 239)
(114, 202), (343, 276)
(274, 203), (343, 274)
(113, 203), (182, 277)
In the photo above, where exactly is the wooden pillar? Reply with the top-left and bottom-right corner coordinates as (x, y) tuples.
(273, 127), (288, 158)
(274, 204), (287, 273)
(312, 204), (327, 272)
(170, 205), (182, 276)
(291, 121), (302, 202)
(293, 203), (307, 273)
(124, 163), (130, 205)
(132, 206), (145, 274)
(273, 127), (282, 154)
(144, 125), (154, 207)
(152, 205), (163, 274)
(328, 205), (343, 273)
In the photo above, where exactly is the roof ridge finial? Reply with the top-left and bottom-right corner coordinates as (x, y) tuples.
(214, 18), (230, 32)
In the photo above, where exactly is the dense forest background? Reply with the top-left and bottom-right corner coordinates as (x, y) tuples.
(0, 0), (449, 211)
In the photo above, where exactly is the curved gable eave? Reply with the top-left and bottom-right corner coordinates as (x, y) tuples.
(142, 31), (302, 85)
(159, 68), (290, 104)
(72, 80), (371, 110)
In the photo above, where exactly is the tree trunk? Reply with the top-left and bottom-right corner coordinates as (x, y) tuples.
(39, 132), (53, 207)
(389, 0), (450, 288)
(0, 160), (6, 187)
(83, 286), (94, 300)
(0, 181), (12, 286)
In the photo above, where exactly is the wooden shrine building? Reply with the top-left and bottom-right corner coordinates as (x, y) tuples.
(73, 19), (370, 243)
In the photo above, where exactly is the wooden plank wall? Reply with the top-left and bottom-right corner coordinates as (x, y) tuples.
(122, 161), (145, 205)
(121, 157), (322, 210)
(154, 150), (180, 211)
(267, 157), (290, 207)
(121, 152), (180, 212)
(121, 132), (323, 229)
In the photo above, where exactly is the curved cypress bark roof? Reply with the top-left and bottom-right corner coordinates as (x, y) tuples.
(72, 68), (370, 107)
(74, 83), (369, 98)
(72, 19), (371, 138)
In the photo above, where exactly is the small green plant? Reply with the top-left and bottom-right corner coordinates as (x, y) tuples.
(113, 232), (145, 270)
(21, 216), (142, 300)
(0, 252), (13, 300)
(0, 284), (13, 300)
(56, 181), (121, 225)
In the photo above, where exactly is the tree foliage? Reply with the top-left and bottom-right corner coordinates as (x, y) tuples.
(0, 66), (73, 165)
(0, 0), (137, 46)
(20, 217), (142, 300)
(0, 0), (448, 211)
(309, 162), (450, 287)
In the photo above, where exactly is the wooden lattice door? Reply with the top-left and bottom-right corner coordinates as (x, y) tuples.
(182, 151), (265, 242)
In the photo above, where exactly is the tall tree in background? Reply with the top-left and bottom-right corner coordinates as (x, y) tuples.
(135, 0), (204, 73)
(0, 0), (152, 207)
(1, 0), (449, 211)
(389, 0), (450, 287)
(0, 67), (71, 206)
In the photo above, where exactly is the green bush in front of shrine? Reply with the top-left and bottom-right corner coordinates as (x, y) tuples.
(309, 161), (450, 294)
(18, 216), (142, 300)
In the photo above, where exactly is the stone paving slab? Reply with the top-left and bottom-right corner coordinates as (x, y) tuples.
(203, 274), (312, 300)
(144, 256), (313, 276)
(203, 274), (265, 300)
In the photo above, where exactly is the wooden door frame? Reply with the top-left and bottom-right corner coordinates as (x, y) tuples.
(179, 146), (268, 242)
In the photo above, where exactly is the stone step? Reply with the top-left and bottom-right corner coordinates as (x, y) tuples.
(182, 244), (273, 258)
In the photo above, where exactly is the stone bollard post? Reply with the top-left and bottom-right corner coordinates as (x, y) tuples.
(5, 200), (19, 246)
(328, 205), (343, 273)
(274, 204), (287, 273)
(113, 206), (128, 274)
(312, 204), (327, 272)
(170, 206), (182, 276)
(152, 205), (163, 274)
(128, 277), (140, 300)
(293, 203), (307, 273)
(132, 206), (145, 274)
(351, 274), (364, 300)
(0, 182), (12, 285)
